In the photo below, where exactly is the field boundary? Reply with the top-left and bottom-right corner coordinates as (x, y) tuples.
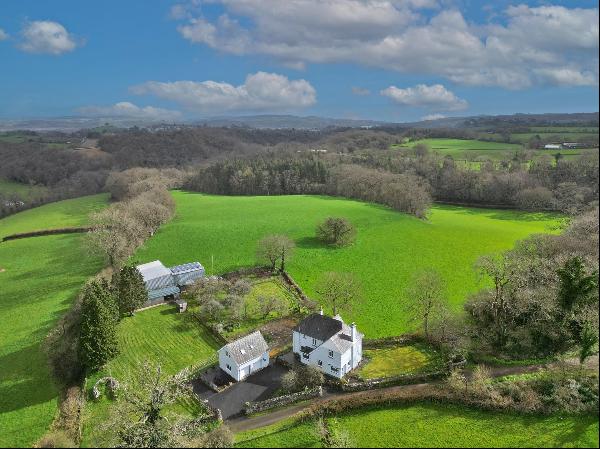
(2, 226), (91, 242)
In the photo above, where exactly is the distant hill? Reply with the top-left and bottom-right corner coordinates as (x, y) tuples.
(0, 112), (597, 132)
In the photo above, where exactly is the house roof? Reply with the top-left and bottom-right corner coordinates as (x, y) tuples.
(170, 262), (204, 275)
(137, 260), (172, 282)
(294, 314), (343, 342)
(222, 331), (268, 365)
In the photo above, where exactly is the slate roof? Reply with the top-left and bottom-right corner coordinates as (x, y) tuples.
(170, 262), (204, 275)
(294, 314), (343, 342)
(137, 260), (172, 282)
(222, 331), (269, 365)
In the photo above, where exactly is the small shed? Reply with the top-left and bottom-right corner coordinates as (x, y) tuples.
(218, 331), (269, 381)
(170, 262), (205, 287)
(175, 299), (188, 313)
(136, 260), (180, 306)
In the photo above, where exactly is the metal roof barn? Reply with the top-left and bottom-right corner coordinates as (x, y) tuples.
(136, 260), (179, 299)
(170, 261), (205, 286)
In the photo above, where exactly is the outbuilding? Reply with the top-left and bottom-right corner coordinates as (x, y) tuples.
(218, 331), (270, 381)
(136, 260), (180, 307)
(170, 262), (205, 287)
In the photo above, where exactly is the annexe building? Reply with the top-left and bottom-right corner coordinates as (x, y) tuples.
(218, 331), (270, 381)
(292, 310), (363, 378)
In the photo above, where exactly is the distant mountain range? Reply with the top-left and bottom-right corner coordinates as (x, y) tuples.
(0, 112), (597, 132)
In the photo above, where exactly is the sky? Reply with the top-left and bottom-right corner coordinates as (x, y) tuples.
(0, 0), (598, 122)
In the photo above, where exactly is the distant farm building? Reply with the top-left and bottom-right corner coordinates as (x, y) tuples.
(293, 310), (363, 379)
(544, 144), (561, 150)
(218, 331), (270, 381)
(136, 260), (204, 307)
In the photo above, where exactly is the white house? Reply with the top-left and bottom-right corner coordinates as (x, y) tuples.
(218, 331), (270, 381)
(292, 310), (363, 379)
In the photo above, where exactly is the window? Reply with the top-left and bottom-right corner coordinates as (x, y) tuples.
(328, 350), (334, 358)
(312, 338), (317, 346)
(318, 360), (322, 367)
(330, 366), (339, 373)
(225, 351), (229, 357)
(240, 349), (246, 355)
(226, 364), (231, 371)
(302, 353), (309, 360)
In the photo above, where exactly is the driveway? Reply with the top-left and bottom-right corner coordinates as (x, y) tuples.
(193, 362), (288, 419)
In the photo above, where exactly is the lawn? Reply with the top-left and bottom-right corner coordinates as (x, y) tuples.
(357, 345), (440, 380)
(0, 193), (109, 239)
(134, 192), (560, 338)
(0, 196), (108, 447)
(80, 304), (222, 447)
(234, 404), (599, 448)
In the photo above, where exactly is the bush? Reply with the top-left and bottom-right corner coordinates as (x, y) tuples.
(282, 365), (324, 393)
(315, 217), (356, 247)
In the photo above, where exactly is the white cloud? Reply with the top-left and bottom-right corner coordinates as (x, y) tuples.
(131, 71), (317, 112)
(381, 84), (468, 111)
(19, 21), (79, 55)
(173, 2), (599, 88)
(77, 102), (182, 121)
(421, 113), (445, 121)
(0, 28), (8, 41)
(351, 86), (371, 96)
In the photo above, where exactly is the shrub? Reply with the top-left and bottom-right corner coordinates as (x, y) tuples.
(315, 217), (356, 247)
(282, 365), (324, 393)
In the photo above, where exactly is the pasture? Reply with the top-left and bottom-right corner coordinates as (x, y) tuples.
(357, 345), (440, 380)
(81, 304), (222, 447)
(134, 192), (560, 338)
(0, 178), (47, 200)
(0, 195), (107, 447)
(395, 138), (523, 160)
(235, 404), (599, 448)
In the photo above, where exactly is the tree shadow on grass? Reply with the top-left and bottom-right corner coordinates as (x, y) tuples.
(295, 236), (332, 250)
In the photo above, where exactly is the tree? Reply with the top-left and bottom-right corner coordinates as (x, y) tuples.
(281, 365), (324, 393)
(258, 294), (288, 318)
(316, 272), (361, 316)
(316, 217), (356, 247)
(557, 256), (598, 313)
(112, 264), (147, 317)
(405, 269), (448, 338)
(256, 234), (295, 271)
(78, 280), (119, 371)
(109, 362), (213, 448)
(579, 323), (598, 366)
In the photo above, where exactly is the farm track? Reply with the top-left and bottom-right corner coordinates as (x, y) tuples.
(228, 356), (598, 433)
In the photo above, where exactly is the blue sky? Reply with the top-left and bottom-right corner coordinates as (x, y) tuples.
(0, 0), (598, 122)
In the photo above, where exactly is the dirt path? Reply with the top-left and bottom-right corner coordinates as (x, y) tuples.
(228, 356), (598, 434)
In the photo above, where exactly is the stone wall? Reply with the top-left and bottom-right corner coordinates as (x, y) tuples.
(336, 372), (445, 393)
(245, 386), (323, 415)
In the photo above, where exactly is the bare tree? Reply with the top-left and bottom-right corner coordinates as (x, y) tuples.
(316, 272), (361, 316)
(405, 269), (448, 338)
(256, 234), (295, 271)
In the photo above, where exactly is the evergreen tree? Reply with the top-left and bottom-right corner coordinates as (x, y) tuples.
(79, 279), (119, 371)
(113, 265), (147, 317)
(557, 257), (598, 312)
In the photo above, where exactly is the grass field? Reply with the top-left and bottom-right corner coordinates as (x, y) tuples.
(0, 178), (47, 200)
(81, 305), (222, 447)
(0, 195), (108, 447)
(0, 193), (108, 239)
(395, 138), (523, 160)
(235, 404), (600, 448)
(134, 192), (560, 338)
(357, 345), (440, 380)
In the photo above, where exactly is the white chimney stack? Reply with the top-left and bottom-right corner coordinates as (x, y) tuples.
(319, 307), (324, 316)
(351, 322), (356, 342)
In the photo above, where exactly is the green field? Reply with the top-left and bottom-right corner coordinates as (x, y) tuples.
(134, 192), (560, 338)
(0, 193), (108, 239)
(396, 138), (523, 160)
(357, 345), (439, 380)
(0, 178), (47, 200)
(236, 403), (599, 448)
(81, 304), (222, 447)
(0, 195), (108, 447)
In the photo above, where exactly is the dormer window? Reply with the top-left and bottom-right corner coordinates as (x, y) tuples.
(240, 349), (246, 355)
(328, 350), (334, 358)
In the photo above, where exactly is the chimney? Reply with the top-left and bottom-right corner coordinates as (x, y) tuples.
(319, 307), (324, 316)
(351, 323), (356, 342)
